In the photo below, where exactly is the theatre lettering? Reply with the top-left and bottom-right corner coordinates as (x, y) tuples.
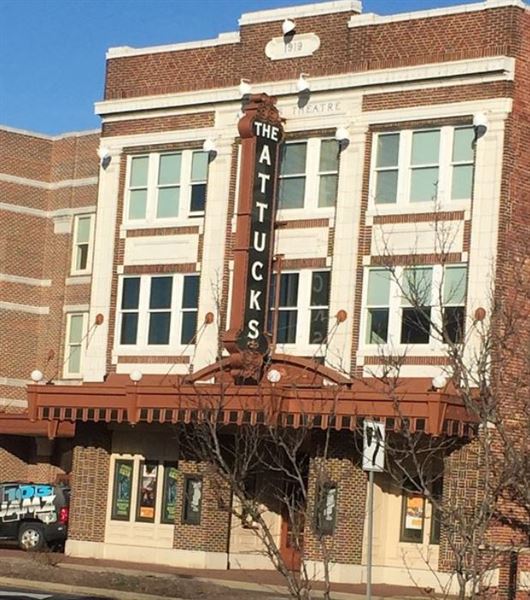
(237, 120), (281, 353)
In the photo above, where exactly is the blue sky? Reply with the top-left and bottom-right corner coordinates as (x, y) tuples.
(0, 0), (474, 135)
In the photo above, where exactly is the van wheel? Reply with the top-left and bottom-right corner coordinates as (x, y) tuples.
(18, 523), (45, 551)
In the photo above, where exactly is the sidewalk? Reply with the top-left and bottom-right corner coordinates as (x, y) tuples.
(0, 546), (426, 599)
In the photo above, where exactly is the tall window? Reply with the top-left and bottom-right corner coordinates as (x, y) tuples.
(410, 130), (440, 203)
(64, 313), (88, 378)
(400, 267), (433, 345)
(363, 265), (467, 348)
(278, 139), (340, 211)
(118, 274), (200, 349)
(442, 266), (467, 343)
(126, 150), (209, 224)
(120, 278), (140, 345)
(273, 272), (299, 344)
(278, 143), (307, 209)
(181, 275), (200, 344)
(71, 214), (94, 274)
(451, 128), (475, 200)
(371, 126), (475, 207)
(270, 270), (330, 350)
(365, 269), (391, 344)
(374, 133), (399, 205)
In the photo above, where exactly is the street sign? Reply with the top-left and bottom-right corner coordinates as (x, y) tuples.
(362, 419), (385, 472)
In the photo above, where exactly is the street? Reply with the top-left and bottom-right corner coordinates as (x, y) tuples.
(0, 588), (111, 599)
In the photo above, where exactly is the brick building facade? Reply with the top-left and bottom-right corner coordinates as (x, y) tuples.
(0, 0), (528, 596)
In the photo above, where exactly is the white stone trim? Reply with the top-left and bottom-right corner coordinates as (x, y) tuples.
(95, 56), (514, 118)
(0, 273), (51, 287)
(98, 127), (216, 152)
(361, 97), (513, 125)
(0, 124), (100, 140)
(239, 0), (361, 25)
(107, 31), (240, 59)
(0, 376), (30, 388)
(0, 173), (98, 191)
(65, 540), (105, 559)
(0, 202), (96, 219)
(65, 275), (92, 285)
(62, 304), (90, 313)
(0, 301), (49, 315)
(349, 0), (527, 27)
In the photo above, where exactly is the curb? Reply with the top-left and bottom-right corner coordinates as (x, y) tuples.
(0, 576), (183, 600)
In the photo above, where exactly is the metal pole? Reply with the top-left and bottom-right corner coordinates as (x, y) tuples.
(366, 469), (374, 600)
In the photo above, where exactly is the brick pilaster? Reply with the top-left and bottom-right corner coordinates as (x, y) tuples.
(68, 424), (111, 543)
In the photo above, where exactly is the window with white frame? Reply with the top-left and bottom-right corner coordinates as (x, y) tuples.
(118, 274), (199, 349)
(363, 265), (467, 347)
(64, 312), (88, 378)
(71, 214), (94, 274)
(126, 150), (209, 224)
(269, 270), (330, 350)
(442, 265), (467, 344)
(278, 139), (340, 211)
(371, 126), (475, 207)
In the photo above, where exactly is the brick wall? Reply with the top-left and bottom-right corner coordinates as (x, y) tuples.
(68, 424), (111, 543)
(0, 436), (30, 481)
(304, 438), (367, 565)
(103, 6), (524, 101)
(172, 459), (231, 555)
(0, 128), (99, 405)
(438, 439), (482, 572)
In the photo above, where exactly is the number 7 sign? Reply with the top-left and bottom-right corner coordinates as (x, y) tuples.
(362, 419), (385, 472)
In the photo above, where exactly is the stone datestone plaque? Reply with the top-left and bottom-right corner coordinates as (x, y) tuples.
(265, 33), (321, 61)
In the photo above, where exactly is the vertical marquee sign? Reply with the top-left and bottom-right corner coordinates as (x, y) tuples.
(224, 94), (284, 356)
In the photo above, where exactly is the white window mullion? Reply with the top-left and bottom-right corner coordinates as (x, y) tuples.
(437, 126), (452, 204)
(388, 267), (403, 347)
(64, 312), (88, 378)
(398, 132), (411, 208)
(430, 265), (444, 347)
(147, 154), (159, 224)
(180, 151), (193, 218)
(138, 275), (149, 348)
(297, 270), (311, 347)
(172, 275), (181, 347)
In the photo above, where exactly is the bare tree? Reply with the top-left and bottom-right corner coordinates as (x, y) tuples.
(365, 217), (530, 599)
(177, 369), (347, 600)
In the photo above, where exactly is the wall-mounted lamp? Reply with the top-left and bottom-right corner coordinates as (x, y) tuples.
(97, 146), (111, 169)
(282, 18), (296, 35)
(296, 73), (310, 93)
(334, 127), (350, 143)
(202, 138), (217, 154)
(431, 374), (448, 390)
(30, 369), (44, 383)
(267, 369), (282, 384)
(239, 78), (252, 97)
(129, 369), (143, 383)
(473, 112), (488, 142)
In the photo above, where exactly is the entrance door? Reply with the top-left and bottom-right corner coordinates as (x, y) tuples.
(280, 508), (304, 571)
